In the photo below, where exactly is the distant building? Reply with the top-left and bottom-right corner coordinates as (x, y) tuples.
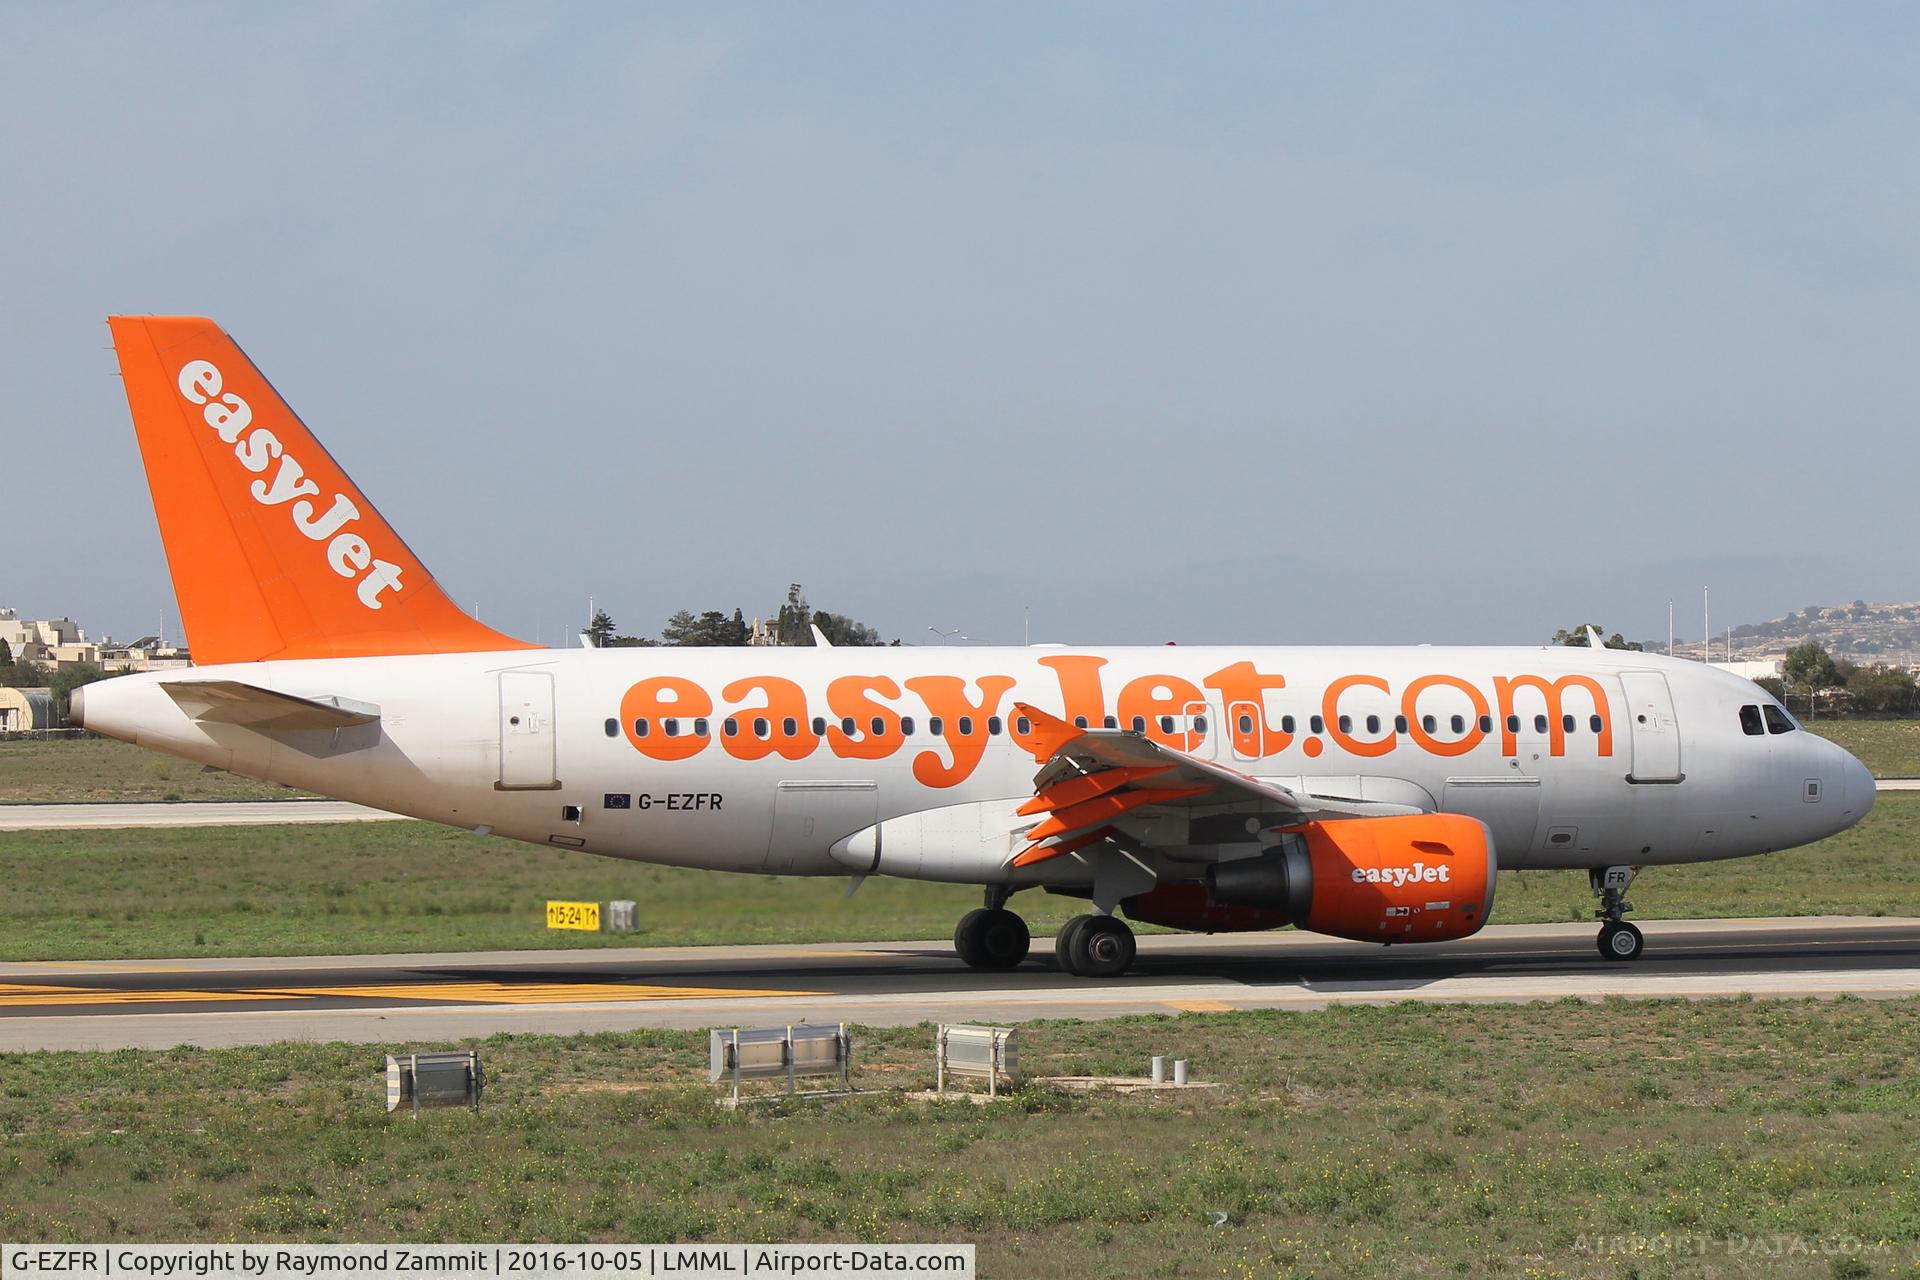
(0, 609), (97, 669)
(97, 635), (192, 672)
(0, 687), (56, 731)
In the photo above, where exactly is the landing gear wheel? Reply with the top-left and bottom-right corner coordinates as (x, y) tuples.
(954, 909), (988, 968)
(1053, 916), (1093, 976)
(1598, 920), (1644, 961)
(1056, 914), (1136, 978)
(955, 908), (1030, 970)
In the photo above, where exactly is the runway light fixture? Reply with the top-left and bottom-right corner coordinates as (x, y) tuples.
(385, 1049), (483, 1116)
(709, 1024), (851, 1105)
(936, 1024), (1019, 1096)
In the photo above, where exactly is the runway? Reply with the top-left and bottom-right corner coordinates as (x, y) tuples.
(3, 916), (1917, 1051)
(0, 799), (409, 831)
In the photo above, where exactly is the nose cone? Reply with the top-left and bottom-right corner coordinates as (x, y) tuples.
(1827, 744), (1873, 836)
(1841, 748), (1876, 828)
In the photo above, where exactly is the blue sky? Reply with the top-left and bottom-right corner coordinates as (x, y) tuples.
(6, 4), (1917, 648)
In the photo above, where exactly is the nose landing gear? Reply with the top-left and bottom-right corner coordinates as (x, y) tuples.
(1591, 866), (1645, 961)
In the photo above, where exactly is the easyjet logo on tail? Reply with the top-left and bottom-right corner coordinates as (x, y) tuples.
(175, 360), (404, 610)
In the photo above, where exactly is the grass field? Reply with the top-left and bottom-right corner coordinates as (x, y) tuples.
(0, 736), (311, 802)
(1, 999), (1917, 1276)
(1808, 720), (1920, 779)
(0, 720), (1910, 808)
(1, 794), (1916, 961)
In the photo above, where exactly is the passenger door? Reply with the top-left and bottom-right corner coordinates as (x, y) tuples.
(1619, 671), (1683, 783)
(498, 670), (559, 790)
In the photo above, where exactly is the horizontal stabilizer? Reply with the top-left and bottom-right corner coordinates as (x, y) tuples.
(161, 680), (381, 730)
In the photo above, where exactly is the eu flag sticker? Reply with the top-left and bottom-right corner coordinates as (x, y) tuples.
(603, 793), (632, 810)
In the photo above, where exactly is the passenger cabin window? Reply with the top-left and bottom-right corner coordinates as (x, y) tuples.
(1533, 714), (1549, 734)
(603, 718), (618, 738)
(929, 717), (945, 736)
(633, 718), (650, 738)
(901, 716), (915, 736)
(1589, 715), (1603, 733)
(1159, 715), (1175, 734)
(1480, 715), (1494, 733)
(1422, 715), (1437, 733)
(1132, 716), (1147, 733)
(724, 718), (739, 737)
(958, 716), (974, 736)
(842, 717), (857, 736)
(694, 718), (709, 737)
(1016, 716), (1031, 735)
(1310, 715), (1324, 734)
(1238, 714), (1255, 734)
(782, 717), (798, 737)
(1074, 716), (1088, 729)
(753, 717), (769, 738)
(1365, 715), (1380, 734)
(811, 717), (827, 736)
(1450, 715), (1465, 733)
(1104, 715), (1118, 729)
(988, 716), (1003, 735)
(1764, 705), (1796, 735)
(1282, 715), (1296, 734)
(1338, 715), (1352, 733)
(1193, 715), (1207, 733)
(870, 717), (885, 737)
(1739, 705), (1765, 736)
(663, 718), (680, 737)
(1561, 714), (1575, 734)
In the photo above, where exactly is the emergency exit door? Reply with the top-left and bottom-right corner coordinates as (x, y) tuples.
(498, 671), (559, 790)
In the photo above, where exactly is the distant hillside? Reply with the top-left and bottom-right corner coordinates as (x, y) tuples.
(1650, 600), (1920, 664)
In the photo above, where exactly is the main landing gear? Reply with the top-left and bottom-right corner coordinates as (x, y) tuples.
(954, 890), (1032, 971)
(951, 891), (1139, 977)
(1591, 866), (1645, 961)
(1054, 913), (1136, 978)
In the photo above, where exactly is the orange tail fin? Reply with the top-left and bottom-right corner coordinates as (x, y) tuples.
(108, 316), (535, 665)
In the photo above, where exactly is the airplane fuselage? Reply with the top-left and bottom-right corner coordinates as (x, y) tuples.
(77, 642), (1873, 887)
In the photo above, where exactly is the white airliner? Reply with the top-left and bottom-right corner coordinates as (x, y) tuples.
(74, 317), (1875, 975)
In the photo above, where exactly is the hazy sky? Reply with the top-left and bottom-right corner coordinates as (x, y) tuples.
(6, 4), (1917, 650)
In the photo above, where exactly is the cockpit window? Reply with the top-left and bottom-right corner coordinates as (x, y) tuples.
(1764, 705), (1796, 735)
(1739, 705), (1764, 736)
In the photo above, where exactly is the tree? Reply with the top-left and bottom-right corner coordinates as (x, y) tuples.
(1551, 624), (1643, 651)
(1845, 666), (1918, 717)
(1, 656), (50, 689)
(662, 609), (749, 647)
(585, 609), (617, 649)
(0, 637), (11, 669)
(811, 611), (884, 646)
(1782, 641), (1842, 716)
(775, 584), (812, 647)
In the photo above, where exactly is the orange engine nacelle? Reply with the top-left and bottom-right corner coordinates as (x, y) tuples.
(1125, 813), (1497, 943)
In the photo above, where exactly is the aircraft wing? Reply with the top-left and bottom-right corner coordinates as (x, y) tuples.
(161, 680), (381, 731)
(1008, 702), (1403, 867)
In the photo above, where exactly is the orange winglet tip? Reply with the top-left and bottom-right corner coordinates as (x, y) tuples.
(1011, 825), (1116, 868)
(1014, 701), (1084, 762)
(1015, 765), (1173, 816)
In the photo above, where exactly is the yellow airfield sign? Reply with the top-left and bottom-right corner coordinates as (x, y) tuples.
(545, 900), (601, 931)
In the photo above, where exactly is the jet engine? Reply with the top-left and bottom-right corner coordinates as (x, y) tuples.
(1125, 813), (1496, 943)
